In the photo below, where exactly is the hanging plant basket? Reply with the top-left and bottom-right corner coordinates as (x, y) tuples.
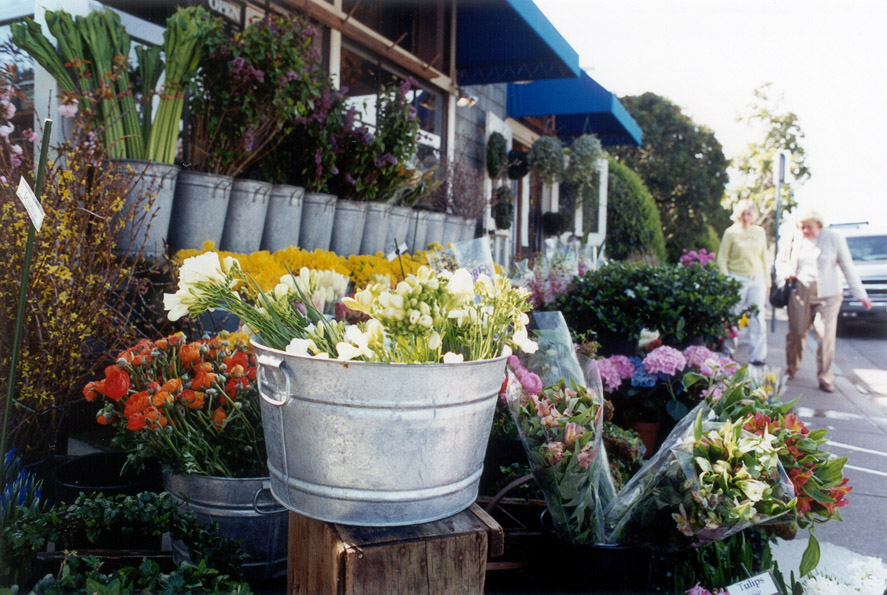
(486, 132), (508, 180)
(507, 150), (529, 180)
(492, 186), (515, 229)
(528, 137), (564, 185)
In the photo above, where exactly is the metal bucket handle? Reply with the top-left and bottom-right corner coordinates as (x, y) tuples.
(256, 352), (290, 406)
(253, 480), (286, 515)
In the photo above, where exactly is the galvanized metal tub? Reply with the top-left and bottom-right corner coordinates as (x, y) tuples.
(220, 178), (272, 254)
(252, 339), (506, 526)
(261, 184), (304, 251)
(424, 211), (447, 247)
(358, 202), (392, 255)
(167, 170), (233, 252)
(298, 192), (336, 252)
(163, 473), (287, 580)
(329, 199), (367, 256)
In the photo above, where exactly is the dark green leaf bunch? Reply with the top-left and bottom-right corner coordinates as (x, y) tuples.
(485, 131), (508, 180)
(554, 262), (743, 346)
(528, 136), (564, 186)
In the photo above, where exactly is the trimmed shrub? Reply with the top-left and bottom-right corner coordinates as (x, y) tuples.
(606, 158), (666, 263)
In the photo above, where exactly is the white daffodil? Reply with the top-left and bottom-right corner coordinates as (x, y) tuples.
(442, 351), (464, 363)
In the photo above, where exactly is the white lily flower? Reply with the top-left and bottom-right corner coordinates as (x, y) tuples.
(442, 352), (464, 363)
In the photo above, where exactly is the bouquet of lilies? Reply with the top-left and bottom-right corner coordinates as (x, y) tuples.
(164, 252), (537, 363)
(84, 332), (266, 477)
(605, 409), (795, 550)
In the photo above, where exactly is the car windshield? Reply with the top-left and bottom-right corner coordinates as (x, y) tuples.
(846, 235), (887, 261)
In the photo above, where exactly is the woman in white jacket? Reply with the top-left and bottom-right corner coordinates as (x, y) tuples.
(775, 209), (872, 392)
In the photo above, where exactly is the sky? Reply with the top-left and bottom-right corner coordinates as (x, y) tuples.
(535, 0), (887, 228)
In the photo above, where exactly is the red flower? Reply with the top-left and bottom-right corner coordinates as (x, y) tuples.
(97, 366), (130, 401)
(180, 389), (204, 410)
(160, 378), (182, 394)
(789, 467), (812, 489)
(127, 412), (146, 431)
(83, 381), (99, 402)
(152, 390), (174, 407)
(212, 406), (228, 429)
(124, 391), (151, 418)
(191, 371), (217, 391)
(180, 343), (201, 364)
(95, 409), (113, 425)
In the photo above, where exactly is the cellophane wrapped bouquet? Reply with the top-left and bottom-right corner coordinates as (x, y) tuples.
(503, 311), (616, 544)
(604, 402), (796, 550)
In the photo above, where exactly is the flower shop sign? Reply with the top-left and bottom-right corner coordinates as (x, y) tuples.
(725, 571), (779, 595)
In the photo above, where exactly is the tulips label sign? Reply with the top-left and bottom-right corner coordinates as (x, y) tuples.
(16, 177), (44, 231)
(725, 571), (778, 595)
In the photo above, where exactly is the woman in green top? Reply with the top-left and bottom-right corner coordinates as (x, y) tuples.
(717, 200), (770, 365)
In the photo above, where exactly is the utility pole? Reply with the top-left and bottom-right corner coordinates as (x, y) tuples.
(771, 151), (787, 333)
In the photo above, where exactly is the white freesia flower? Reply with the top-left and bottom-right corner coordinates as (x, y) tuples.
(336, 325), (376, 361)
(286, 338), (318, 356)
(221, 255), (240, 274)
(178, 252), (226, 287)
(164, 289), (195, 321)
(512, 328), (538, 354)
(500, 345), (512, 357)
(442, 352), (464, 363)
(427, 332), (441, 350)
(446, 268), (474, 298)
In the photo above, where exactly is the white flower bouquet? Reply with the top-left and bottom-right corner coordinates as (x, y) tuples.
(164, 252), (537, 363)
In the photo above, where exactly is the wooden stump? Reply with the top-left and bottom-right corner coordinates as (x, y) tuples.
(287, 504), (503, 594)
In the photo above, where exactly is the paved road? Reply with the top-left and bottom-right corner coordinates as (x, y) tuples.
(737, 312), (887, 560)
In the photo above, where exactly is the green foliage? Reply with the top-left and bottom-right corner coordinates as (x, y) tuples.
(528, 136), (564, 185)
(0, 491), (246, 591)
(541, 211), (569, 236)
(506, 149), (529, 180)
(670, 528), (773, 593)
(605, 157), (666, 263)
(553, 262), (743, 345)
(565, 134), (603, 198)
(492, 186), (514, 229)
(610, 92), (730, 262)
(724, 83), (811, 236)
(485, 132), (508, 180)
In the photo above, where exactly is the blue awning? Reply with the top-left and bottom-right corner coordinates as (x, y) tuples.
(456, 0), (581, 86)
(507, 72), (643, 146)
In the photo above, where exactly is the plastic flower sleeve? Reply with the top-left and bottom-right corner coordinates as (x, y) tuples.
(427, 237), (496, 280)
(503, 311), (611, 544)
(604, 408), (796, 551)
(523, 311), (584, 388)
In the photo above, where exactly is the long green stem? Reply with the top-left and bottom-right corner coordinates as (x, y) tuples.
(1, 120), (52, 486)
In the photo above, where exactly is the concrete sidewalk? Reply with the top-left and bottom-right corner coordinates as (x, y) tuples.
(733, 310), (887, 564)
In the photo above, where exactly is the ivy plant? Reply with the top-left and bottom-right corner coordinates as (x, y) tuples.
(528, 136), (564, 185)
(486, 132), (508, 180)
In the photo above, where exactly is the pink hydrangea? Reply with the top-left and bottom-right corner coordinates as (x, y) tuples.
(683, 345), (718, 376)
(608, 355), (636, 380)
(642, 345), (687, 377)
(596, 358), (623, 394)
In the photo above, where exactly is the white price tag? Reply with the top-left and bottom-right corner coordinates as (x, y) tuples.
(726, 571), (780, 595)
(387, 242), (408, 262)
(16, 177), (45, 231)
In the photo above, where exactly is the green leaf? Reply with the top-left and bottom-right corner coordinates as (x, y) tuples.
(799, 533), (820, 577)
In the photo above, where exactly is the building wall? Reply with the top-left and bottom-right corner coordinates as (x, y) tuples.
(454, 83), (507, 169)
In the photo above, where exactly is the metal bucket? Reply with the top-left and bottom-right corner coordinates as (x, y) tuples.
(424, 211), (447, 247)
(261, 184), (304, 252)
(168, 170), (233, 252)
(409, 209), (432, 252)
(252, 339), (505, 526)
(442, 214), (464, 246)
(461, 217), (477, 242)
(385, 205), (413, 254)
(220, 178), (272, 254)
(163, 473), (287, 580)
(107, 160), (179, 260)
(298, 192), (336, 252)
(358, 202), (392, 255)
(329, 199), (367, 256)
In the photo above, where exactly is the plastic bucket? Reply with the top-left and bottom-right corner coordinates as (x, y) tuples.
(53, 451), (161, 504)
(252, 339), (505, 526)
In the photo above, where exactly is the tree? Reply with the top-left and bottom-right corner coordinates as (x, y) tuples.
(725, 83), (811, 235)
(610, 92), (730, 262)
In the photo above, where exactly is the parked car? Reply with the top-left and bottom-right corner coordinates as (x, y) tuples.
(832, 223), (887, 330)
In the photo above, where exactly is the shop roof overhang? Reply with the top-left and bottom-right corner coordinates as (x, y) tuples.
(456, 0), (581, 86)
(507, 72), (643, 146)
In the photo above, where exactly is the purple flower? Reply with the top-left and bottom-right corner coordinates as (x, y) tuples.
(314, 149), (323, 165)
(596, 358), (623, 394)
(643, 346), (687, 377)
(344, 173), (356, 186)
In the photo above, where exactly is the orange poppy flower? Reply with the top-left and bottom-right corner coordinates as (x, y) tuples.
(127, 412), (146, 431)
(193, 362), (213, 374)
(180, 343), (201, 364)
(97, 366), (130, 401)
(124, 392), (151, 418)
(154, 338), (169, 350)
(212, 406), (228, 429)
(191, 371), (217, 391)
(152, 390), (174, 407)
(180, 389), (204, 410)
(95, 409), (113, 425)
(83, 381), (99, 402)
(145, 406), (168, 428)
(160, 378), (182, 394)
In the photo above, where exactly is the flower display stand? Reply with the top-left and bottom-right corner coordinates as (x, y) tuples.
(286, 504), (503, 594)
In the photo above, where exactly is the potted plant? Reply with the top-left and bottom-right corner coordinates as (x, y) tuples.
(528, 136), (564, 187)
(163, 253), (537, 526)
(492, 185), (515, 230)
(564, 134), (603, 202)
(84, 332), (287, 580)
(506, 149), (529, 180)
(486, 131), (508, 180)
(541, 211), (570, 236)
(425, 159), (486, 245)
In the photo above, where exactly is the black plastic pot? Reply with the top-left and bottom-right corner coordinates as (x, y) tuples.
(52, 451), (162, 504)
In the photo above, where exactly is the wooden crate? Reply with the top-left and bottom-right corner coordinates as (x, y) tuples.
(287, 504), (503, 595)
